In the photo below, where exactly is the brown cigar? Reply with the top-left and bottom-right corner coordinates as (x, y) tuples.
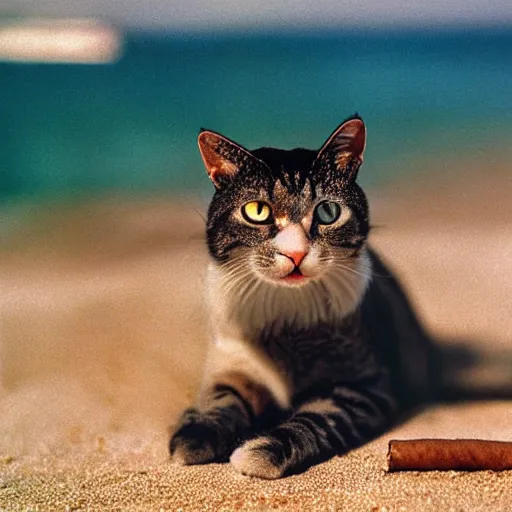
(387, 439), (512, 472)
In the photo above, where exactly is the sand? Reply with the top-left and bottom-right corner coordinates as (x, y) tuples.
(1, 149), (511, 511)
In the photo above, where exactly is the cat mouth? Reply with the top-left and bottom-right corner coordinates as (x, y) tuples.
(281, 267), (306, 282)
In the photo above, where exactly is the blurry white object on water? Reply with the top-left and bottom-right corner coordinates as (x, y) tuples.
(0, 18), (122, 64)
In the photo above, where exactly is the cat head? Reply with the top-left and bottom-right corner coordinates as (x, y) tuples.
(199, 116), (371, 325)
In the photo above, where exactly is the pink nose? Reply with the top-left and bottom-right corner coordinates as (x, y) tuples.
(281, 250), (307, 267)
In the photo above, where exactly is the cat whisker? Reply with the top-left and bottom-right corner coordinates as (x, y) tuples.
(222, 266), (249, 281)
(221, 259), (253, 277)
(191, 207), (208, 224)
(221, 268), (255, 294)
(236, 277), (254, 302)
(321, 269), (362, 311)
(238, 279), (263, 313)
(332, 261), (371, 280)
(220, 263), (248, 279)
(330, 250), (392, 279)
(224, 274), (254, 296)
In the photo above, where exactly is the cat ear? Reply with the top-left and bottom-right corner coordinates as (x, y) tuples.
(198, 130), (256, 188)
(315, 116), (366, 181)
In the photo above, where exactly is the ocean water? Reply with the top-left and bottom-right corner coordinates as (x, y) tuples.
(1, 28), (511, 200)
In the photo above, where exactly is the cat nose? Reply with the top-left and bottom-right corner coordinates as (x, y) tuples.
(281, 250), (307, 267)
(274, 223), (309, 266)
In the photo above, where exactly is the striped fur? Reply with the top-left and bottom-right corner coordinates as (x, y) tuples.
(170, 117), (435, 478)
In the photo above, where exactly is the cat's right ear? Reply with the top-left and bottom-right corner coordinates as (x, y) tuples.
(198, 130), (253, 189)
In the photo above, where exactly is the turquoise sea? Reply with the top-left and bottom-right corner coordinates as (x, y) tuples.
(1, 28), (511, 200)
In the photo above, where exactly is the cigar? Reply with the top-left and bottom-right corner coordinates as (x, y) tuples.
(387, 439), (512, 472)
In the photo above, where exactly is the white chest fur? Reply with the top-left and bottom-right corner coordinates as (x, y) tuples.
(206, 250), (371, 334)
(203, 251), (372, 407)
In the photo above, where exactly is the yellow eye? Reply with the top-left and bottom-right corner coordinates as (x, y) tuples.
(241, 201), (272, 224)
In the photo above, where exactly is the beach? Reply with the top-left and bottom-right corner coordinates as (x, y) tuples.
(1, 148), (511, 510)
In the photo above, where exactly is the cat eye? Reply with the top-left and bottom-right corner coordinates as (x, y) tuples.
(241, 201), (273, 225)
(314, 201), (342, 225)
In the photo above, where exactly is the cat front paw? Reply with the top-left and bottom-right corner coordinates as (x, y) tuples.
(169, 411), (218, 465)
(230, 437), (285, 479)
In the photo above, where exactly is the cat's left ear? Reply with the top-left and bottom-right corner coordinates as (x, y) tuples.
(198, 130), (260, 189)
(314, 116), (366, 181)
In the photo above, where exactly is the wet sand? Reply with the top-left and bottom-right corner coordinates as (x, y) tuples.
(1, 149), (511, 510)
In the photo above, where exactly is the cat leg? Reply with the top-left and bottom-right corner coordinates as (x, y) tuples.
(170, 371), (272, 465)
(230, 378), (397, 478)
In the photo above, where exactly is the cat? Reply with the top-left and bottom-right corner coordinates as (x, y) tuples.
(169, 115), (438, 479)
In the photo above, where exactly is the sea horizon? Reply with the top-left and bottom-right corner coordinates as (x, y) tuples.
(1, 26), (511, 201)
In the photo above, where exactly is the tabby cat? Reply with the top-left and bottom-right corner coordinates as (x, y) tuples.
(169, 116), (436, 479)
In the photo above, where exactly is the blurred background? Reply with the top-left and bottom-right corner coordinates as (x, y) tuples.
(1, 1), (511, 200)
(0, 2), (511, 458)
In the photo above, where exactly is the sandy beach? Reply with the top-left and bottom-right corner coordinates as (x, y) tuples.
(1, 148), (511, 510)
